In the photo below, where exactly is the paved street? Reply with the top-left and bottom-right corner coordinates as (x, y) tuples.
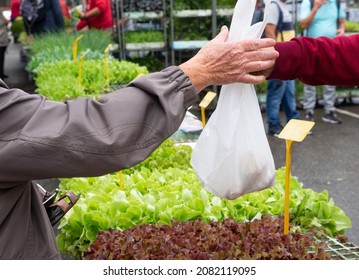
(265, 102), (359, 245)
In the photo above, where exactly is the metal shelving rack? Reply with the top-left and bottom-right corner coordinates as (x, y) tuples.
(169, 0), (220, 65)
(168, 0), (235, 100)
(112, 0), (168, 66)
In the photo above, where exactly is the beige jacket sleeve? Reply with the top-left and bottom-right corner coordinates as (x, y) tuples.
(0, 66), (197, 259)
(0, 66), (197, 182)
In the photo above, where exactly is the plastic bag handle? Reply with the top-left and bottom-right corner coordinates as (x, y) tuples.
(228, 0), (271, 41)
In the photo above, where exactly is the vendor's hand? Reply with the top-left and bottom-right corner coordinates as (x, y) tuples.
(78, 12), (86, 20)
(337, 28), (345, 36)
(179, 26), (279, 93)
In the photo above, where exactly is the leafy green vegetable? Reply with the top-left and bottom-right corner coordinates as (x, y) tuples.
(125, 30), (164, 43)
(173, 0), (212, 10)
(127, 56), (165, 72)
(29, 29), (112, 58)
(217, 0), (237, 8)
(56, 140), (352, 259)
(34, 59), (148, 101)
(27, 48), (108, 75)
(25, 29), (114, 75)
(10, 16), (25, 35)
(345, 20), (359, 32)
(83, 215), (331, 260)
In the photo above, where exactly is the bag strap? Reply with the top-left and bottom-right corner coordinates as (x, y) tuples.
(271, 1), (284, 31)
(271, 1), (285, 41)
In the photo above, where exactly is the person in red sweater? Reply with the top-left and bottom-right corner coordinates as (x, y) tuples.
(267, 34), (359, 86)
(10, 0), (21, 22)
(59, 0), (71, 20)
(76, 0), (113, 32)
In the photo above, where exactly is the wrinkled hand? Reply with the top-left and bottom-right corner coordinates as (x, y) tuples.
(179, 26), (278, 93)
(253, 46), (276, 78)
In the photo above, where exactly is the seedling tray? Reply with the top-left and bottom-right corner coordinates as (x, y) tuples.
(321, 236), (359, 260)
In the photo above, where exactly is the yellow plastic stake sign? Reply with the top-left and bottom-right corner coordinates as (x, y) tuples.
(278, 119), (315, 234)
(136, 73), (146, 79)
(119, 170), (123, 190)
(104, 44), (113, 91)
(283, 139), (293, 235)
(72, 35), (84, 61)
(199, 91), (217, 127)
(78, 49), (90, 90)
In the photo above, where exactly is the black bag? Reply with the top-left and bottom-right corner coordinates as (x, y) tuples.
(21, 0), (46, 29)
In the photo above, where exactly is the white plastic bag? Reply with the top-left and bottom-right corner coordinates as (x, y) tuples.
(190, 0), (275, 200)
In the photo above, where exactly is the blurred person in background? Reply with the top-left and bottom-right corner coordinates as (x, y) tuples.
(59, 0), (71, 20)
(264, 0), (300, 137)
(22, 0), (65, 36)
(76, 0), (113, 32)
(0, 10), (10, 79)
(251, 0), (264, 25)
(300, 0), (346, 125)
(10, 0), (22, 42)
(10, 0), (21, 22)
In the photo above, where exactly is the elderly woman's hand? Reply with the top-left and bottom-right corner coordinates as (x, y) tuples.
(179, 26), (279, 93)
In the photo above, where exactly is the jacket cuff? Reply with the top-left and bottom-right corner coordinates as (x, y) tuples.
(269, 40), (302, 81)
(161, 66), (198, 109)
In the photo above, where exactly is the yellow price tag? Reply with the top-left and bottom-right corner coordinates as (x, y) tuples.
(278, 119), (315, 234)
(199, 91), (217, 127)
(119, 170), (123, 190)
(199, 91), (217, 109)
(136, 73), (146, 78)
(278, 119), (315, 143)
(78, 49), (90, 90)
(104, 44), (113, 91)
(72, 35), (84, 61)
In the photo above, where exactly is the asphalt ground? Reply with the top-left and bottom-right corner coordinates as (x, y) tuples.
(4, 40), (359, 246)
(264, 102), (359, 246)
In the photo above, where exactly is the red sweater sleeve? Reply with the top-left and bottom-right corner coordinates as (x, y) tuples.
(269, 35), (359, 86)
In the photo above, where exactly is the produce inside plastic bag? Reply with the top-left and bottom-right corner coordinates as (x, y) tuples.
(190, 0), (275, 200)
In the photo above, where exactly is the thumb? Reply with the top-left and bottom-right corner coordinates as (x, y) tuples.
(212, 25), (229, 43)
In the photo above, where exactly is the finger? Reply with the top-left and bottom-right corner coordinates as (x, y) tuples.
(239, 38), (276, 52)
(257, 49), (279, 60)
(240, 74), (267, 84)
(243, 49), (279, 64)
(211, 25), (229, 43)
(245, 60), (276, 73)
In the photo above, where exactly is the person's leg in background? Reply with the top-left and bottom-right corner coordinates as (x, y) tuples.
(0, 46), (7, 79)
(282, 80), (300, 122)
(302, 84), (316, 121)
(266, 79), (285, 137)
(322, 85), (342, 124)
